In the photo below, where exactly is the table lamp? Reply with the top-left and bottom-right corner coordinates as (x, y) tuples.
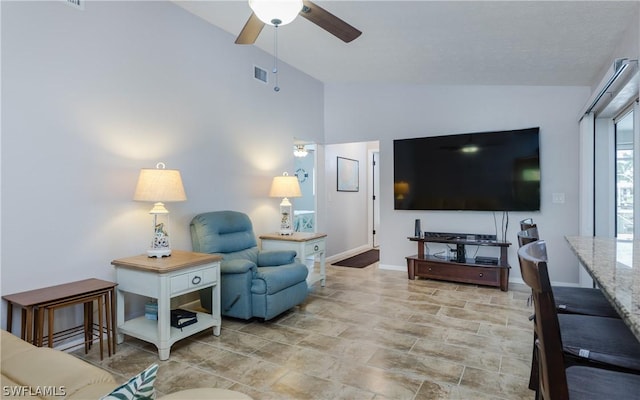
(133, 162), (187, 257)
(269, 172), (301, 235)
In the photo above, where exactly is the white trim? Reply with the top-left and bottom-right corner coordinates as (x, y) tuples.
(578, 113), (596, 287)
(325, 244), (371, 264)
(579, 113), (595, 237)
(579, 58), (637, 119)
(367, 149), (380, 248)
(378, 264), (405, 272)
(634, 101), (640, 239)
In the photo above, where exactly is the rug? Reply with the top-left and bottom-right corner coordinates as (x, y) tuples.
(333, 249), (379, 268)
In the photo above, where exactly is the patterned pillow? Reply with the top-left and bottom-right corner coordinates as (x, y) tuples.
(101, 363), (158, 400)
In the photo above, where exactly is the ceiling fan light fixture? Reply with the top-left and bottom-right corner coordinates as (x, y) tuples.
(249, 0), (303, 26)
(293, 144), (308, 157)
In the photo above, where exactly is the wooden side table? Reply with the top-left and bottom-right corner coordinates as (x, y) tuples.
(2, 278), (117, 359)
(259, 232), (327, 287)
(111, 250), (222, 360)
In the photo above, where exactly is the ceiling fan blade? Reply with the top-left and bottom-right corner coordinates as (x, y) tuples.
(299, 0), (362, 43)
(235, 12), (265, 44)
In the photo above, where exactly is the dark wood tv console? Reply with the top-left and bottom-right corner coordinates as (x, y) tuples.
(406, 236), (511, 291)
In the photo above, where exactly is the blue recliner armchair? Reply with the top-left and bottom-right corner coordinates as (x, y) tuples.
(190, 211), (309, 320)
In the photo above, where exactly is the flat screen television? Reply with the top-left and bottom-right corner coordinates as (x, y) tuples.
(393, 127), (540, 211)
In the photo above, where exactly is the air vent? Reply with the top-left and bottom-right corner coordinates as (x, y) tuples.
(254, 66), (268, 84)
(64, 0), (84, 10)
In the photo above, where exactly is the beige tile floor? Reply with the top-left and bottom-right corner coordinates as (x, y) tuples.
(73, 262), (535, 399)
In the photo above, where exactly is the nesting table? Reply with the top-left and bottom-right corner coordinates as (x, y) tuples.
(2, 278), (117, 359)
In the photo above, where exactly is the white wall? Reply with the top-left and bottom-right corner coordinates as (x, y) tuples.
(1, 1), (324, 331)
(324, 84), (590, 284)
(323, 141), (377, 257)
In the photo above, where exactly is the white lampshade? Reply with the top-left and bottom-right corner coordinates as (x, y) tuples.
(134, 164), (187, 204)
(269, 173), (302, 198)
(249, 0), (303, 26)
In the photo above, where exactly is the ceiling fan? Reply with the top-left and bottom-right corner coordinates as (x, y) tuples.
(235, 0), (362, 45)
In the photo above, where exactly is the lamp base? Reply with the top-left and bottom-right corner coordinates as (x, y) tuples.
(279, 198), (294, 236)
(147, 248), (172, 258)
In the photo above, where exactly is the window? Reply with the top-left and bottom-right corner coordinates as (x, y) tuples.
(615, 109), (634, 239)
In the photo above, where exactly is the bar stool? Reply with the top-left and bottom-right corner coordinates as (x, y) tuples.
(518, 221), (620, 318)
(518, 240), (640, 399)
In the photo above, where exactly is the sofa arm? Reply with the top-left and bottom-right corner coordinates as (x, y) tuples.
(257, 250), (297, 267)
(1, 345), (116, 399)
(221, 258), (257, 274)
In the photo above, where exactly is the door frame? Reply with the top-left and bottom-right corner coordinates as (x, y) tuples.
(367, 148), (380, 248)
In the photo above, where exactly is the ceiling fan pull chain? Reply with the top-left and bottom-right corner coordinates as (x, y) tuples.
(273, 24), (280, 92)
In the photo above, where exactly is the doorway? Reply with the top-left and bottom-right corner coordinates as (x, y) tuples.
(293, 142), (316, 232)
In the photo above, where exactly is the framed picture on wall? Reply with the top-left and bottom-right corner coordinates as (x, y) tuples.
(337, 157), (359, 192)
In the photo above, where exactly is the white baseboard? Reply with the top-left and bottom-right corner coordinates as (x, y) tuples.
(508, 277), (526, 286)
(379, 264), (405, 271)
(326, 245), (373, 264)
(509, 276), (582, 287)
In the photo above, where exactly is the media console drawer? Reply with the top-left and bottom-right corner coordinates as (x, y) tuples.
(413, 261), (500, 286)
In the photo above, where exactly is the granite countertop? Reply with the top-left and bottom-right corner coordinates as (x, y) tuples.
(565, 236), (640, 342)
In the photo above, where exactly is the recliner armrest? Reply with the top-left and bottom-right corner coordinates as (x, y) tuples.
(257, 250), (297, 267)
(221, 259), (257, 274)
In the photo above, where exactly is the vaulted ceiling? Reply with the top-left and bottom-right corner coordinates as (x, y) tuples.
(176, 1), (638, 86)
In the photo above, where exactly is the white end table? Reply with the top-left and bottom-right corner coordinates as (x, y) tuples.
(111, 250), (222, 360)
(259, 232), (327, 287)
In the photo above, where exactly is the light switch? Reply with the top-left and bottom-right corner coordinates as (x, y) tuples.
(552, 193), (565, 204)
